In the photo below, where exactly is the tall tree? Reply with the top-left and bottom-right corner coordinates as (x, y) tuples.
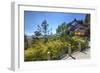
(41, 20), (49, 43)
(84, 14), (90, 24)
(56, 22), (69, 35)
(34, 25), (42, 38)
(24, 34), (29, 49)
(32, 24), (41, 43)
(31, 24), (42, 48)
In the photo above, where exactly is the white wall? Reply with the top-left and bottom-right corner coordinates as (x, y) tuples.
(0, 0), (100, 73)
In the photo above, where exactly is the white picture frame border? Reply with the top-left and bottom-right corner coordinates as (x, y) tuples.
(11, 1), (97, 71)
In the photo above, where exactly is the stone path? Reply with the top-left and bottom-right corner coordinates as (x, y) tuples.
(62, 49), (90, 60)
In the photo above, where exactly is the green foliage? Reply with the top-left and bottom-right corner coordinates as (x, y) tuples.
(24, 37), (69, 61)
(24, 40), (48, 61)
(71, 36), (88, 51)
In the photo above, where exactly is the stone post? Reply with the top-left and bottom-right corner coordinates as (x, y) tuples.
(68, 45), (71, 56)
(78, 42), (81, 51)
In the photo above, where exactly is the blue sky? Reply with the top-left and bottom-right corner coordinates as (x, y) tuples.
(24, 11), (86, 36)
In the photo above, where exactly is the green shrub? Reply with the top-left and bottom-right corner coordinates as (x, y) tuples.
(24, 35), (89, 61)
